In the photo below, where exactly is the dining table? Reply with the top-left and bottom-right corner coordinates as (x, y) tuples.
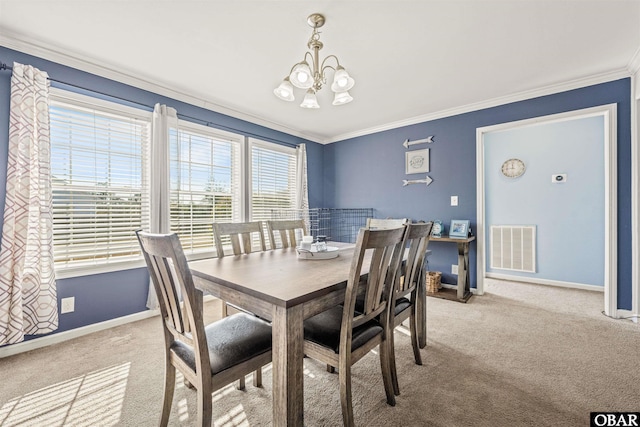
(189, 243), (427, 427)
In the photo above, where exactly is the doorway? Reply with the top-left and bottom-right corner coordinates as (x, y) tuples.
(475, 104), (617, 317)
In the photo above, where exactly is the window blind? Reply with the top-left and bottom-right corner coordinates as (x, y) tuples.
(250, 139), (297, 222)
(170, 123), (242, 255)
(49, 96), (151, 269)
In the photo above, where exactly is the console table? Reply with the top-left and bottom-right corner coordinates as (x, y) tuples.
(428, 235), (475, 302)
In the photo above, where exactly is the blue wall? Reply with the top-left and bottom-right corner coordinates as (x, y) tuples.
(0, 45), (634, 346)
(0, 46), (323, 340)
(326, 79), (632, 308)
(484, 115), (605, 286)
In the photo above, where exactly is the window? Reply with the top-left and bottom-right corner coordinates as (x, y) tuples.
(169, 122), (242, 255)
(49, 90), (300, 276)
(249, 138), (298, 222)
(49, 90), (151, 274)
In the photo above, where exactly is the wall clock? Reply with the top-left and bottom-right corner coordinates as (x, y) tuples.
(501, 158), (526, 178)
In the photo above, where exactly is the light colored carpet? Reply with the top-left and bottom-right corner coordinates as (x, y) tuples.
(0, 279), (638, 426)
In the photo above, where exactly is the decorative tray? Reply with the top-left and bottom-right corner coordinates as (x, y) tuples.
(296, 245), (340, 260)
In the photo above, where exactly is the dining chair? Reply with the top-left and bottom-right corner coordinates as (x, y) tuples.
(266, 219), (307, 249)
(388, 221), (433, 396)
(365, 217), (408, 230)
(213, 221), (268, 319)
(303, 226), (407, 427)
(136, 231), (272, 427)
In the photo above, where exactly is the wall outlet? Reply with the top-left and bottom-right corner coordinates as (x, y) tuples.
(451, 264), (459, 275)
(450, 196), (458, 206)
(61, 297), (75, 314)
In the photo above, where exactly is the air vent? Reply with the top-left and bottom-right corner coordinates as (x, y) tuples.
(490, 225), (536, 273)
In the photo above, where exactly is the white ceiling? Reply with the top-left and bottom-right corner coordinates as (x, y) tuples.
(1, 1), (639, 143)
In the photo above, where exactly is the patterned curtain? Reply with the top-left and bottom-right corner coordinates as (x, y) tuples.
(0, 62), (56, 345)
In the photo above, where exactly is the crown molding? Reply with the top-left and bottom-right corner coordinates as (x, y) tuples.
(628, 44), (640, 76)
(0, 31), (321, 143)
(325, 68), (632, 144)
(0, 31), (632, 146)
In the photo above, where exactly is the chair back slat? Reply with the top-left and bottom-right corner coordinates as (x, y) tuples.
(346, 227), (406, 330)
(396, 222), (433, 300)
(214, 221), (267, 257)
(266, 219), (306, 249)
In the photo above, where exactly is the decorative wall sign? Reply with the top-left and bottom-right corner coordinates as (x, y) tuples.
(402, 175), (433, 186)
(402, 135), (434, 148)
(405, 148), (430, 174)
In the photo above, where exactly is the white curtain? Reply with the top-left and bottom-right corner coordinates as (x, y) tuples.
(146, 103), (177, 309)
(0, 62), (56, 345)
(296, 143), (310, 231)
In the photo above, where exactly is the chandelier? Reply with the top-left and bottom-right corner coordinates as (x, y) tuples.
(273, 13), (355, 108)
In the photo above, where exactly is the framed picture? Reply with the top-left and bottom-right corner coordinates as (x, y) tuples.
(405, 148), (430, 174)
(449, 219), (470, 239)
(431, 220), (443, 238)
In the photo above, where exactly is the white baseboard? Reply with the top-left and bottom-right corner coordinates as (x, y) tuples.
(616, 309), (639, 323)
(486, 273), (605, 292)
(0, 295), (219, 358)
(0, 309), (158, 359)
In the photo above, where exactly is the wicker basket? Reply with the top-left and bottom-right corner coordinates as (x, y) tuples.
(426, 271), (442, 293)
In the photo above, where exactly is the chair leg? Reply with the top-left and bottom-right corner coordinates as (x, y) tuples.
(379, 338), (397, 407)
(388, 327), (400, 396)
(221, 301), (228, 318)
(339, 362), (355, 427)
(196, 385), (212, 427)
(160, 364), (176, 427)
(236, 375), (246, 390)
(410, 309), (423, 366)
(253, 367), (262, 387)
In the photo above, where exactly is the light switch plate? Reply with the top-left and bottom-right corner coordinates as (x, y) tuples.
(451, 196), (458, 206)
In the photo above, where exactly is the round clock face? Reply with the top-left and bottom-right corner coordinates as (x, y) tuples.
(501, 158), (526, 178)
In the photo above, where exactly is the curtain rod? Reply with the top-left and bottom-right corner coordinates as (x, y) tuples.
(0, 61), (299, 149)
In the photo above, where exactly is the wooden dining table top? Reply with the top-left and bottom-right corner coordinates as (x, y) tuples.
(189, 243), (358, 309)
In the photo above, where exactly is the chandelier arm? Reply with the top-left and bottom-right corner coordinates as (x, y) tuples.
(287, 51), (316, 76)
(319, 54), (341, 71)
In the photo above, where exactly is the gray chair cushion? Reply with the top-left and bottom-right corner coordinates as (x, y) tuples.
(171, 312), (272, 375)
(354, 296), (411, 317)
(394, 297), (411, 316)
(303, 305), (383, 353)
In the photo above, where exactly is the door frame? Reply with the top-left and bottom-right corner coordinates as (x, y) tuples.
(475, 104), (618, 317)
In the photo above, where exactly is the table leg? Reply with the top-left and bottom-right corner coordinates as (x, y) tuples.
(456, 242), (471, 300)
(272, 304), (304, 427)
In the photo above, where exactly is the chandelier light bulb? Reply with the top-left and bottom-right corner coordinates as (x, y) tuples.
(330, 66), (355, 93)
(300, 89), (320, 109)
(273, 77), (295, 101)
(289, 62), (313, 89)
(332, 90), (353, 106)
